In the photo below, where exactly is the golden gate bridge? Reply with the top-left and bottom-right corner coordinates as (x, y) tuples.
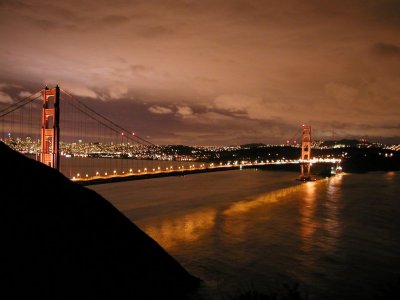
(0, 86), (340, 184)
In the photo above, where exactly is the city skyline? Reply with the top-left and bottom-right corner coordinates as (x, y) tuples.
(1, 0), (399, 145)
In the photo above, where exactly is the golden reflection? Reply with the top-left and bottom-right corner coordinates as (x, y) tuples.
(143, 208), (217, 250)
(385, 171), (397, 181)
(299, 182), (317, 253)
(223, 185), (303, 217)
(221, 184), (310, 242)
(322, 175), (343, 254)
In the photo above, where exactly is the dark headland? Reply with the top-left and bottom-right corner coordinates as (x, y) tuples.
(0, 142), (199, 299)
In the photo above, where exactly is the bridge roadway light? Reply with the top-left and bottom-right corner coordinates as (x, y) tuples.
(96, 171), (99, 176)
(113, 170), (117, 175)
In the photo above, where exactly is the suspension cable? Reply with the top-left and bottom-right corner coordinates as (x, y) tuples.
(64, 97), (150, 146)
(0, 91), (41, 114)
(0, 94), (42, 118)
(61, 88), (155, 146)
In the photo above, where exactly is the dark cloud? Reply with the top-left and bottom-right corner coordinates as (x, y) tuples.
(372, 0), (400, 27)
(0, 0), (31, 9)
(131, 65), (153, 73)
(34, 19), (59, 30)
(372, 42), (400, 58)
(1, 0), (400, 144)
(138, 25), (174, 38)
(101, 15), (130, 25)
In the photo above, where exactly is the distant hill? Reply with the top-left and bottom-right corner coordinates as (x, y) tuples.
(0, 142), (199, 299)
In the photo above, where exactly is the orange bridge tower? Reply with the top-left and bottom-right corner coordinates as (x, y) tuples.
(300, 124), (311, 180)
(40, 86), (60, 170)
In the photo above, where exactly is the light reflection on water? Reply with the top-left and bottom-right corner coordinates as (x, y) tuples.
(144, 208), (217, 249)
(144, 183), (308, 250)
(299, 182), (317, 254)
(323, 175), (342, 254)
(223, 184), (303, 217)
(91, 170), (400, 300)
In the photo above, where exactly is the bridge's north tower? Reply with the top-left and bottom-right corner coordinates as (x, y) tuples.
(300, 124), (311, 180)
(40, 86), (60, 170)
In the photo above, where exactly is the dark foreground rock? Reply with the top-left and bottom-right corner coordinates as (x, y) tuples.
(0, 142), (199, 299)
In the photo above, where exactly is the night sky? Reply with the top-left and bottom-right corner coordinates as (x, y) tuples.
(0, 0), (399, 145)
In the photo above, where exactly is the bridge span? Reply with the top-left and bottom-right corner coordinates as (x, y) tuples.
(73, 158), (342, 186)
(0, 86), (342, 184)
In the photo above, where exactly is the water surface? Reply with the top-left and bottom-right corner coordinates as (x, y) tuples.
(90, 170), (400, 299)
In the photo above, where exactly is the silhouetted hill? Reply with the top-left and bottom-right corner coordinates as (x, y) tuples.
(0, 142), (199, 299)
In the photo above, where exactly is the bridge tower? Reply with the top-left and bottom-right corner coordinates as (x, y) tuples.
(300, 124), (311, 180)
(40, 86), (60, 170)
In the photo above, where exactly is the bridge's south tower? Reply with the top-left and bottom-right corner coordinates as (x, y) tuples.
(300, 124), (311, 180)
(40, 86), (60, 170)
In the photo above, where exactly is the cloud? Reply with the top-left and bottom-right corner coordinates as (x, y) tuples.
(371, 42), (400, 58)
(62, 84), (98, 99)
(0, 83), (20, 103)
(194, 77), (217, 84)
(0, 83), (22, 90)
(148, 105), (173, 114)
(130, 65), (155, 78)
(19, 91), (32, 98)
(176, 105), (193, 117)
(0, 91), (13, 103)
(139, 25), (173, 38)
(34, 19), (58, 30)
(131, 65), (152, 72)
(101, 15), (130, 25)
(324, 82), (359, 104)
(214, 94), (274, 119)
(108, 85), (128, 99)
(1, 0), (400, 143)
(214, 94), (252, 115)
